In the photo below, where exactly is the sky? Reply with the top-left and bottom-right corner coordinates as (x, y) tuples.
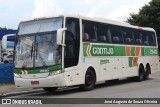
(0, 0), (151, 29)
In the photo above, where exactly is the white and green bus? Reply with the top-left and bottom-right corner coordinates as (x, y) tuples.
(14, 15), (159, 91)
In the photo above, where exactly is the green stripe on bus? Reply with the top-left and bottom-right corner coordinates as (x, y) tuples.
(83, 43), (88, 56)
(144, 48), (158, 56)
(14, 65), (62, 74)
(131, 47), (135, 56)
(141, 47), (145, 56)
(83, 43), (158, 57)
(129, 57), (133, 67)
(114, 46), (126, 56)
(14, 69), (22, 74)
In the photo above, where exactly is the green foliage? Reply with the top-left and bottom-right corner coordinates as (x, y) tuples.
(0, 26), (7, 30)
(127, 0), (160, 37)
(0, 26), (12, 30)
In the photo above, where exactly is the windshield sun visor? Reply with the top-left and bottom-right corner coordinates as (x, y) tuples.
(18, 18), (62, 35)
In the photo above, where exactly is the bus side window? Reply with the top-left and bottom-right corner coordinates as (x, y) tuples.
(107, 28), (112, 43)
(134, 30), (143, 45)
(99, 36), (107, 42)
(142, 31), (149, 46)
(83, 33), (90, 41)
(111, 26), (123, 44)
(148, 31), (156, 46)
(82, 20), (98, 42)
(123, 28), (135, 45)
(97, 23), (109, 43)
(140, 31), (148, 46)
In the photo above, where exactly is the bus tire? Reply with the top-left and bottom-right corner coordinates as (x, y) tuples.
(79, 69), (96, 91)
(43, 87), (58, 92)
(144, 65), (150, 80)
(136, 65), (145, 81)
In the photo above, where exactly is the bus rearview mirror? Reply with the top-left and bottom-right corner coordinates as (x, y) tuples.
(57, 28), (67, 45)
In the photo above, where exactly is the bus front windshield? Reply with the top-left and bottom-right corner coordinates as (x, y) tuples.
(15, 33), (61, 68)
(14, 17), (63, 69)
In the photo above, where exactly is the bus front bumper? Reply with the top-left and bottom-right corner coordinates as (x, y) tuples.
(14, 73), (66, 88)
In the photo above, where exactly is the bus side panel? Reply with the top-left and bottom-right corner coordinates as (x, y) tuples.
(99, 57), (113, 81)
(101, 57), (124, 80)
(64, 57), (85, 87)
(121, 57), (138, 78)
(146, 56), (159, 73)
(82, 57), (100, 82)
(137, 56), (159, 74)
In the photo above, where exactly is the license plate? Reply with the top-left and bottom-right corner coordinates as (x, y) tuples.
(31, 81), (39, 85)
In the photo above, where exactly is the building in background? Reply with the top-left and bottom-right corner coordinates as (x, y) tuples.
(0, 30), (16, 63)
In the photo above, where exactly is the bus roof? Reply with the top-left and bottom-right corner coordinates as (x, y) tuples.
(20, 14), (155, 32)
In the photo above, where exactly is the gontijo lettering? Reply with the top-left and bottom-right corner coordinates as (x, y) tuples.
(93, 47), (114, 55)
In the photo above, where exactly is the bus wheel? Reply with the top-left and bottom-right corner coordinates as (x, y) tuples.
(79, 69), (96, 91)
(43, 87), (58, 92)
(144, 65), (150, 80)
(137, 65), (145, 81)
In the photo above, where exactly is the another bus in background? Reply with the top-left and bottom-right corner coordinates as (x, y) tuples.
(1, 34), (15, 63)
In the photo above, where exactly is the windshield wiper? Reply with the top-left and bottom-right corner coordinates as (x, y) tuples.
(36, 49), (47, 66)
(35, 42), (47, 67)
(31, 44), (33, 59)
(22, 51), (32, 69)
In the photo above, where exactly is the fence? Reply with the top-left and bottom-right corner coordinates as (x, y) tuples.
(0, 64), (14, 83)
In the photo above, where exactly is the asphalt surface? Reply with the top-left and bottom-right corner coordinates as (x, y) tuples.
(1, 71), (160, 107)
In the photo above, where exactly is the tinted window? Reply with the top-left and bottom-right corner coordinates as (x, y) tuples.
(82, 20), (98, 42)
(65, 18), (80, 68)
(83, 20), (157, 47)
(147, 31), (156, 46)
(97, 23), (111, 43)
(142, 31), (149, 46)
(122, 28), (135, 45)
(134, 30), (144, 45)
(110, 25), (123, 44)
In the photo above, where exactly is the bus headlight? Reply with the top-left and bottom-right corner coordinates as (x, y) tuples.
(49, 70), (62, 76)
(14, 73), (22, 78)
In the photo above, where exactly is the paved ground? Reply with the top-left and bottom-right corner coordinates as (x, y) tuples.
(1, 71), (160, 107)
(0, 84), (41, 94)
(5, 71), (160, 98)
(0, 84), (18, 93)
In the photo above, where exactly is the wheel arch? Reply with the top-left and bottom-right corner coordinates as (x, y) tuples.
(86, 66), (97, 82)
